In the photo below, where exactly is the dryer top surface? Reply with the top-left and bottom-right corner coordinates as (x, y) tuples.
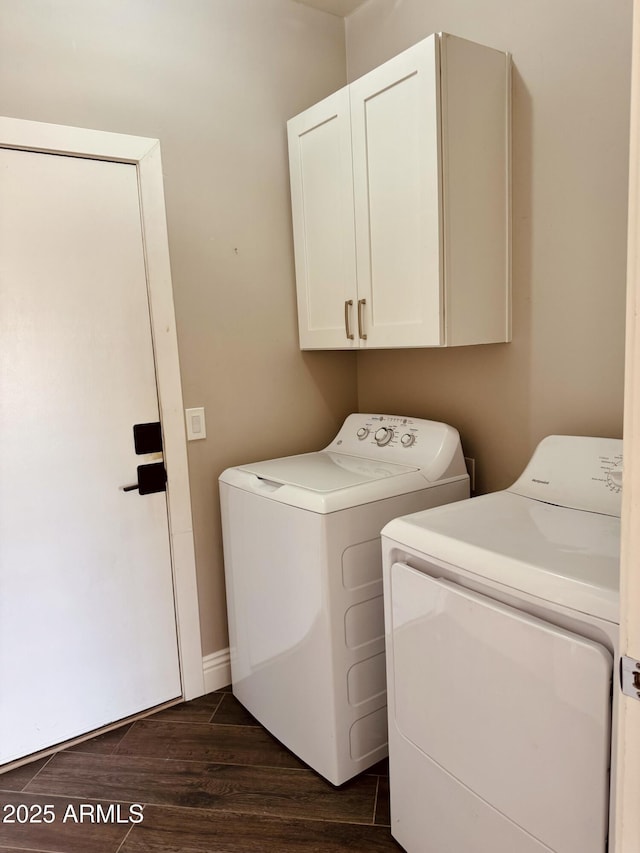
(383, 490), (620, 622)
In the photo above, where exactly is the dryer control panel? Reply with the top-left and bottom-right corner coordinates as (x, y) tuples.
(509, 435), (623, 517)
(326, 414), (468, 484)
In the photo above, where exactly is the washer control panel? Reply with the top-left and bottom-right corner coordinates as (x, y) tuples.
(347, 414), (421, 452)
(325, 414), (468, 482)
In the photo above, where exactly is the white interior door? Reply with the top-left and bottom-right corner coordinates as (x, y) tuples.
(0, 146), (182, 764)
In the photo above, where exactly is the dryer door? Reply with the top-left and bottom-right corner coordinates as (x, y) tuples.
(389, 564), (612, 853)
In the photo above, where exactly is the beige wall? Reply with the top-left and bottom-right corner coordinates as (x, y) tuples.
(1, 0), (633, 659)
(0, 0), (357, 656)
(347, 0), (633, 494)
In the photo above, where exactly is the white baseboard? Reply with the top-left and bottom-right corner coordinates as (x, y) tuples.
(202, 648), (231, 693)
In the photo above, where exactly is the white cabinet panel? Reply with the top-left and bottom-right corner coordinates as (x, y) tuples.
(287, 88), (357, 349)
(351, 38), (442, 347)
(287, 33), (511, 350)
(440, 35), (512, 345)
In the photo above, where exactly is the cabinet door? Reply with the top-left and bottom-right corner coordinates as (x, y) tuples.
(350, 37), (443, 348)
(287, 88), (358, 349)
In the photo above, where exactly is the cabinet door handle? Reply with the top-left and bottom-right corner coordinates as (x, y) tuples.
(357, 298), (367, 340)
(344, 299), (354, 340)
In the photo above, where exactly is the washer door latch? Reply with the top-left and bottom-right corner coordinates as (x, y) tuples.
(620, 656), (640, 700)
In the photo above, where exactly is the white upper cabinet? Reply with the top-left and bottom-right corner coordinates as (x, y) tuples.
(287, 33), (511, 350)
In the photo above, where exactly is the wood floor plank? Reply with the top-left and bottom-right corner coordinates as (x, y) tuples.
(146, 693), (223, 724)
(0, 848), (52, 852)
(0, 792), (132, 853)
(119, 804), (402, 853)
(25, 751), (378, 824)
(210, 693), (259, 727)
(66, 723), (133, 756)
(367, 758), (389, 776)
(114, 720), (305, 769)
(374, 776), (391, 826)
(0, 758), (51, 793)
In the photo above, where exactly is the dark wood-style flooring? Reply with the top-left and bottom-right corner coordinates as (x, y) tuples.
(0, 686), (401, 852)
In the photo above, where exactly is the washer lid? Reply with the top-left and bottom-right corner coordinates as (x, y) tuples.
(238, 451), (418, 492)
(383, 491), (620, 621)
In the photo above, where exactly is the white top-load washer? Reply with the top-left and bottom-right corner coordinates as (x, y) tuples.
(382, 435), (622, 853)
(219, 413), (469, 785)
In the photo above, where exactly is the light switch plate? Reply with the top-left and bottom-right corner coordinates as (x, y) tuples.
(185, 407), (206, 441)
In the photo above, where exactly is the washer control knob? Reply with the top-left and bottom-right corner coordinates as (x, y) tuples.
(356, 427), (369, 440)
(401, 433), (415, 447)
(375, 427), (393, 446)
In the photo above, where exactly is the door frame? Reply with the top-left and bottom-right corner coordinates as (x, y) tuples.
(617, 0), (640, 846)
(0, 116), (204, 703)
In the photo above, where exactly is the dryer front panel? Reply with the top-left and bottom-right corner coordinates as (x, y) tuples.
(389, 563), (612, 853)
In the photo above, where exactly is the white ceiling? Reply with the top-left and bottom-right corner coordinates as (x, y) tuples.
(293, 0), (368, 17)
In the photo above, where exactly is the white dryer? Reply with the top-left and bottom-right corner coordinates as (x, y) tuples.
(219, 414), (469, 785)
(382, 435), (622, 853)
